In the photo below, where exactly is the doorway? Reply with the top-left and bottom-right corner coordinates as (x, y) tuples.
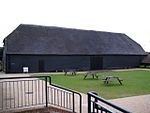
(38, 60), (45, 72)
(90, 56), (103, 70)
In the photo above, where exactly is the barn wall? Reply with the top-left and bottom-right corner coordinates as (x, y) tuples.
(102, 55), (145, 69)
(5, 54), (145, 73)
(6, 55), (91, 73)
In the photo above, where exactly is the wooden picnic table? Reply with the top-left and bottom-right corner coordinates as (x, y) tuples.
(84, 71), (99, 79)
(64, 69), (76, 75)
(102, 76), (123, 85)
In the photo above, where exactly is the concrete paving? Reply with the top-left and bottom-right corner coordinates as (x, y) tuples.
(111, 94), (150, 113)
(0, 72), (31, 78)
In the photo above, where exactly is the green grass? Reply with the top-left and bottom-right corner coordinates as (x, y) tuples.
(35, 70), (150, 99)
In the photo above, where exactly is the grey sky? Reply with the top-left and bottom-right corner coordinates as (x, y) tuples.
(0, 0), (150, 51)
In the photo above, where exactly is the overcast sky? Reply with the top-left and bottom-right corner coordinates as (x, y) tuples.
(0, 0), (150, 52)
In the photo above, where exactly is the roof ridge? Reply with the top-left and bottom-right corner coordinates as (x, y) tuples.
(19, 24), (124, 35)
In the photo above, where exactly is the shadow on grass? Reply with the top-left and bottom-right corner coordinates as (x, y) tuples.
(83, 78), (99, 80)
(101, 83), (124, 87)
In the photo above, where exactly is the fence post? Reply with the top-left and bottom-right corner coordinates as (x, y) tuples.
(87, 93), (91, 113)
(72, 92), (75, 112)
(48, 76), (51, 85)
(88, 92), (98, 113)
(79, 94), (82, 113)
(45, 76), (48, 107)
(92, 92), (98, 113)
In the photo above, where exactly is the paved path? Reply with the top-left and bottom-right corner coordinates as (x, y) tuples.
(0, 72), (31, 78)
(111, 94), (150, 113)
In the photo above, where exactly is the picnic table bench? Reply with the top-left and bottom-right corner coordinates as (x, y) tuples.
(84, 71), (99, 79)
(64, 69), (76, 75)
(102, 76), (123, 85)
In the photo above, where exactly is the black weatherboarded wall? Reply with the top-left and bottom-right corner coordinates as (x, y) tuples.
(6, 55), (90, 73)
(6, 54), (144, 73)
(3, 24), (146, 73)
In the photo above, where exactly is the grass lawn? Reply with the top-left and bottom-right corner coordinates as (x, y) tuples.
(34, 70), (150, 99)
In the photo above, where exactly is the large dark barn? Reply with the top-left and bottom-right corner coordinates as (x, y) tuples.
(3, 24), (146, 73)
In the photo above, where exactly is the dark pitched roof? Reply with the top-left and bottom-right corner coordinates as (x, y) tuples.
(4, 24), (146, 55)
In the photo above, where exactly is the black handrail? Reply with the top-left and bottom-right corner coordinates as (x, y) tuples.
(46, 75), (82, 113)
(39, 75), (82, 112)
(0, 76), (50, 108)
(0, 75), (50, 80)
(50, 83), (82, 113)
(87, 92), (131, 113)
(0, 75), (82, 113)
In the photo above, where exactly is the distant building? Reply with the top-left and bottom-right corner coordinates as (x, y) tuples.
(0, 47), (3, 61)
(3, 24), (146, 73)
(141, 53), (150, 67)
(0, 47), (3, 71)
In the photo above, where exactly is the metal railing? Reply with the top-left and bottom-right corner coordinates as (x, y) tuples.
(49, 81), (82, 113)
(87, 92), (131, 113)
(0, 76), (82, 113)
